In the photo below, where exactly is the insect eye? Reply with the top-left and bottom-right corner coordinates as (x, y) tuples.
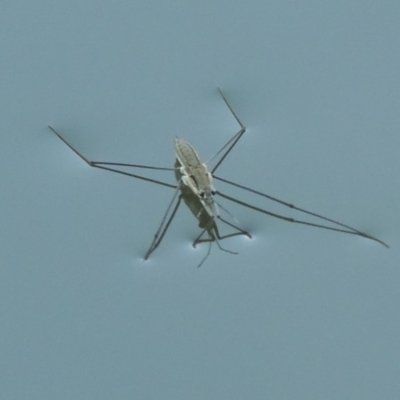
(199, 191), (205, 198)
(211, 189), (216, 195)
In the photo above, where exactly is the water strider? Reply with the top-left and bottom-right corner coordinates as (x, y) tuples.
(48, 88), (388, 267)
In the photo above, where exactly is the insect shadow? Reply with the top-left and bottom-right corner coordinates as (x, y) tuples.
(48, 88), (389, 267)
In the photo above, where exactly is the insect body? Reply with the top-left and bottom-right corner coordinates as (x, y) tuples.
(141, 138), (251, 266)
(174, 137), (218, 218)
(48, 88), (388, 267)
